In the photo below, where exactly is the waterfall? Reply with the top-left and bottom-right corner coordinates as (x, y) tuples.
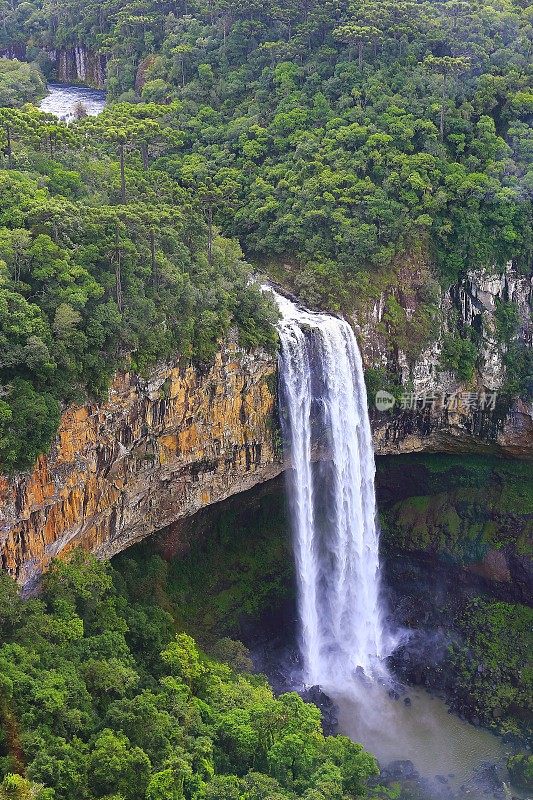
(75, 46), (87, 82)
(271, 288), (387, 689)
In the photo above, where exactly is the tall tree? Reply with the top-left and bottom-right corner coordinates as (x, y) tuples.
(422, 55), (470, 140)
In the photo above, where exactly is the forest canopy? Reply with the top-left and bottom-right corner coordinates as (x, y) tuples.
(0, 98), (277, 470)
(0, 0), (532, 468)
(0, 551), (380, 800)
(2, 0), (531, 303)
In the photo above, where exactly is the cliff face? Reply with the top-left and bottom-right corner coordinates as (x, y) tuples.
(370, 399), (532, 459)
(0, 45), (107, 88)
(0, 267), (531, 588)
(0, 343), (280, 588)
(360, 263), (532, 458)
(376, 455), (532, 605)
(52, 47), (107, 88)
(358, 263), (532, 393)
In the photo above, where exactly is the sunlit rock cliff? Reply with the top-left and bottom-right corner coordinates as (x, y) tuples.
(0, 265), (531, 588)
(0, 343), (280, 588)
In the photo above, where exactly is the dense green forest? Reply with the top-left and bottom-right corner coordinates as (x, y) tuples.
(3, 0), (532, 302)
(1, 526), (529, 799)
(0, 551), (382, 800)
(0, 84), (277, 470)
(0, 3), (531, 796)
(0, 0), (532, 468)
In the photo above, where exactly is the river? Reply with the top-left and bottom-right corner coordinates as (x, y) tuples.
(39, 83), (106, 120)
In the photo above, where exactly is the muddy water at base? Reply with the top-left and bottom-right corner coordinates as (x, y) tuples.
(332, 683), (525, 799)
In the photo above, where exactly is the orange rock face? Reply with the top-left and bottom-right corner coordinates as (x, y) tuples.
(0, 345), (281, 588)
(1, 335), (529, 590)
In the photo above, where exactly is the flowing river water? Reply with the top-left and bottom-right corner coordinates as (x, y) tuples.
(39, 83), (106, 119)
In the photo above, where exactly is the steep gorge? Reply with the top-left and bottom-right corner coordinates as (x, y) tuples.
(0, 44), (107, 88)
(0, 267), (531, 588)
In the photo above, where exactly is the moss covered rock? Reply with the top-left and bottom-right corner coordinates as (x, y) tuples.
(376, 454), (532, 599)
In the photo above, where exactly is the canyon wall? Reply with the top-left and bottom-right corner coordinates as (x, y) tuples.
(0, 45), (106, 88)
(0, 343), (280, 588)
(376, 455), (532, 605)
(0, 267), (531, 588)
(52, 46), (106, 88)
(0, 45), (26, 61)
(362, 264), (532, 458)
(359, 263), (532, 394)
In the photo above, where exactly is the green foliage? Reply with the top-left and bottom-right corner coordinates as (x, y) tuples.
(3, 0), (532, 314)
(0, 103), (277, 471)
(0, 773), (52, 800)
(88, 729), (151, 800)
(507, 753), (533, 793)
(502, 342), (532, 399)
(0, 552), (379, 799)
(208, 639), (253, 675)
(0, 61), (46, 108)
(449, 598), (533, 737)
(2, 0), (533, 465)
(493, 300), (531, 398)
(364, 367), (402, 408)
(0, 380), (60, 471)
(494, 299), (519, 345)
(440, 332), (478, 382)
(114, 490), (294, 642)
(378, 453), (533, 561)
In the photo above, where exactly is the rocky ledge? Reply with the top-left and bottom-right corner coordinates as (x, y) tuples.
(371, 398), (532, 460)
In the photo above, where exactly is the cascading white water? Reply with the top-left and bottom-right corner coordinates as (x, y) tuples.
(271, 288), (387, 688)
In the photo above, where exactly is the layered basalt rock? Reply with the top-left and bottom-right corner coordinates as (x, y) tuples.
(0, 44), (107, 88)
(53, 46), (107, 88)
(361, 262), (532, 458)
(370, 397), (532, 459)
(0, 344), (280, 588)
(0, 265), (531, 588)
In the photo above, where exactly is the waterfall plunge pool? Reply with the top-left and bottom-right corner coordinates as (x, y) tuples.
(39, 83), (106, 121)
(251, 606), (518, 800)
(332, 682), (517, 800)
(118, 472), (528, 800)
